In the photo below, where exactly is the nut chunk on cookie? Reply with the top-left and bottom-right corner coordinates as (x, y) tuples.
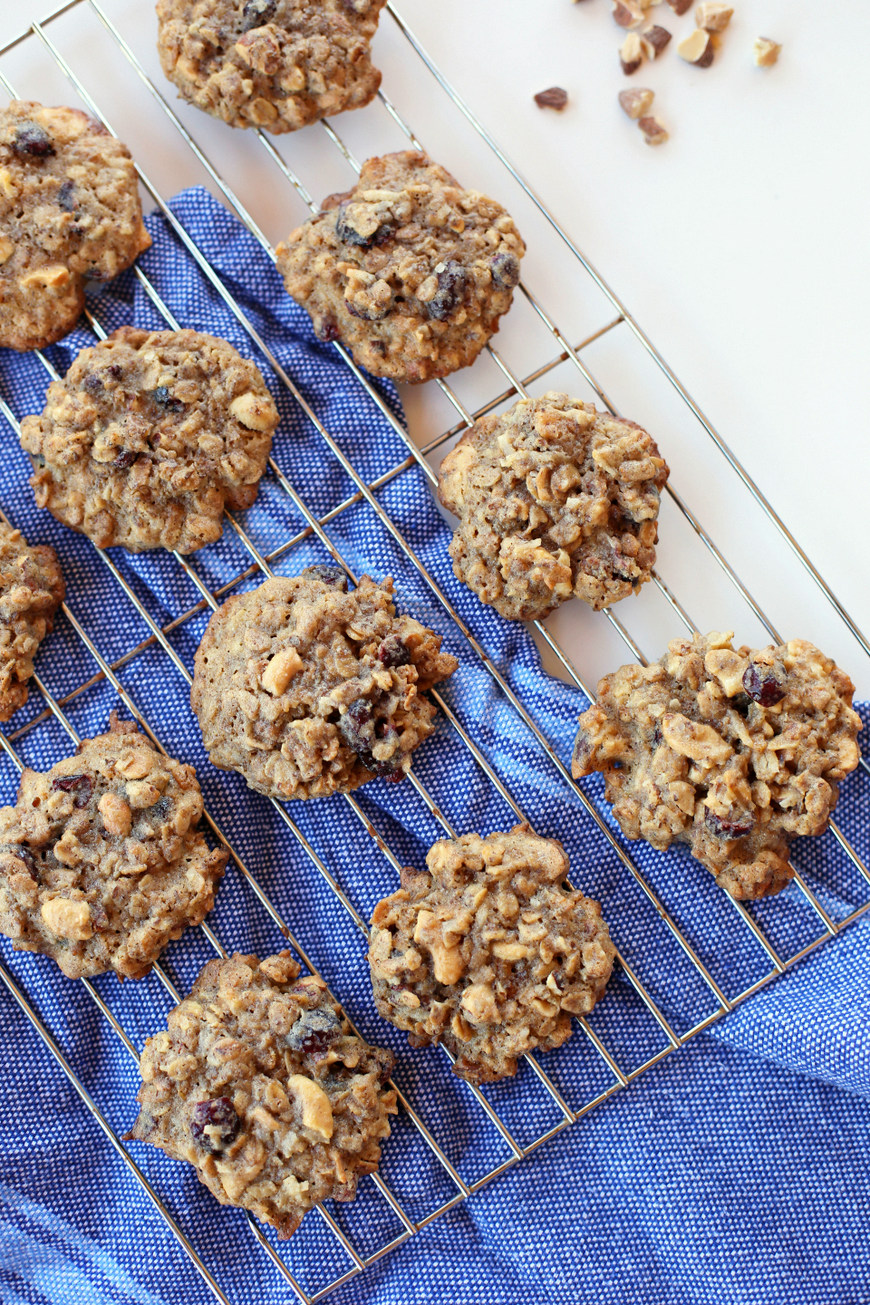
(0, 521), (64, 720)
(572, 632), (863, 899)
(0, 714), (227, 978)
(438, 393), (669, 621)
(156, 0), (387, 132)
(0, 101), (150, 352)
(276, 151), (526, 383)
(20, 327), (278, 553)
(191, 568), (458, 800)
(127, 952), (397, 1238)
(368, 825), (615, 1084)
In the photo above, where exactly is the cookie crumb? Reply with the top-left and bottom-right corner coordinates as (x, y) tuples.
(534, 86), (569, 110)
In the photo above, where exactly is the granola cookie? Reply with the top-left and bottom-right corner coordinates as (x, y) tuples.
(156, 0), (387, 132)
(0, 521), (65, 720)
(368, 824), (615, 1084)
(191, 567), (458, 800)
(0, 714), (227, 979)
(572, 632), (863, 899)
(127, 952), (397, 1238)
(438, 393), (669, 621)
(0, 101), (150, 352)
(19, 327), (278, 554)
(275, 151), (525, 383)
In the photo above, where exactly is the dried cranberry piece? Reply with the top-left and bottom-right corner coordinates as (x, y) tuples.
(106, 364), (124, 381)
(377, 636), (410, 668)
(51, 774), (93, 809)
(345, 298), (390, 322)
(240, 0), (276, 30)
(82, 374), (103, 396)
(302, 564), (348, 590)
(316, 317), (341, 343)
(114, 450), (137, 469)
(286, 1008), (341, 1056)
(335, 203), (393, 249)
(339, 699), (402, 776)
(57, 180), (77, 212)
(490, 252), (521, 290)
(12, 122), (55, 158)
(1, 844), (38, 876)
(705, 809), (754, 839)
(742, 662), (786, 707)
(427, 261), (469, 321)
(571, 728), (592, 774)
(190, 1097), (240, 1152)
(149, 386), (184, 413)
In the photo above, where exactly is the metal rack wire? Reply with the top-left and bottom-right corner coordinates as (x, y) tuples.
(0, 3), (868, 1301)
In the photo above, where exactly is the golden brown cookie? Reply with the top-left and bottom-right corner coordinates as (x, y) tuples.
(0, 520), (64, 720)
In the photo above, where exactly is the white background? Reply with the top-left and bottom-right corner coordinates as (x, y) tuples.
(4, 0), (869, 695)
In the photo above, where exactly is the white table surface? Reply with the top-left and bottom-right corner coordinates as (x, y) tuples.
(4, 0), (869, 696)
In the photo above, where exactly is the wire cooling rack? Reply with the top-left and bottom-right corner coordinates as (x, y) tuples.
(1, 3), (869, 1302)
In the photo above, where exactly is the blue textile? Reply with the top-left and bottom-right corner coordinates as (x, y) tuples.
(1, 189), (869, 1305)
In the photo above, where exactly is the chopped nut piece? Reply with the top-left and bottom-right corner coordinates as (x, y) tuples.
(695, 2), (733, 32)
(665, 0), (692, 12)
(620, 32), (645, 74)
(753, 37), (781, 67)
(229, 391), (278, 432)
(619, 87), (655, 119)
(612, 0), (645, 28)
(677, 28), (714, 66)
(286, 1075), (334, 1141)
(40, 896), (92, 942)
(638, 115), (669, 145)
(98, 791), (132, 838)
(533, 86), (569, 110)
(641, 25), (672, 57)
(261, 646), (304, 696)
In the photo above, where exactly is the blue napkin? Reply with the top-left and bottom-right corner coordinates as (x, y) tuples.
(1, 188), (869, 1305)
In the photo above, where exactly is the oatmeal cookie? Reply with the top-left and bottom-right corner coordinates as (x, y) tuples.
(19, 327), (278, 553)
(127, 952), (397, 1238)
(438, 393), (669, 621)
(572, 632), (863, 899)
(275, 151), (526, 383)
(156, 0), (387, 133)
(368, 824), (615, 1084)
(0, 101), (150, 352)
(191, 567), (458, 800)
(0, 521), (65, 720)
(0, 714), (227, 978)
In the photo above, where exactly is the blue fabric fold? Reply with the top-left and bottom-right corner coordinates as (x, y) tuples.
(0, 188), (868, 1305)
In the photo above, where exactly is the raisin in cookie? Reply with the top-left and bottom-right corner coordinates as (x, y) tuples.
(572, 632), (863, 900)
(0, 715), (227, 979)
(438, 393), (669, 621)
(276, 151), (526, 383)
(191, 567), (458, 800)
(0, 102), (150, 352)
(0, 521), (65, 720)
(127, 952), (397, 1238)
(368, 824), (615, 1084)
(19, 327), (278, 554)
(156, 0), (387, 132)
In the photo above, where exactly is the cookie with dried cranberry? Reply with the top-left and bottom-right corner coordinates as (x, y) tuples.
(0, 520), (65, 720)
(572, 632), (863, 899)
(156, 0), (387, 132)
(19, 327), (278, 553)
(438, 392), (669, 621)
(0, 714), (227, 979)
(0, 101), (150, 351)
(127, 952), (397, 1238)
(191, 567), (458, 800)
(275, 150), (526, 383)
(368, 824), (615, 1084)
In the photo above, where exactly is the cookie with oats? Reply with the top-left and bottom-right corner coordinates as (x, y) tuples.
(127, 951), (397, 1239)
(368, 824), (615, 1084)
(19, 327), (278, 554)
(0, 101), (150, 352)
(0, 714), (227, 979)
(191, 566), (458, 800)
(156, 0), (387, 132)
(275, 150), (526, 383)
(0, 520), (64, 721)
(572, 632), (863, 899)
(438, 392), (669, 621)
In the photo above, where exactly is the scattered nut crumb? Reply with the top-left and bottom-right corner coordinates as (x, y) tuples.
(695, 3), (733, 32)
(641, 25), (672, 58)
(753, 36), (781, 67)
(619, 32), (645, 74)
(665, 0), (692, 13)
(677, 28), (714, 67)
(534, 86), (569, 110)
(618, 87), (655, 118)
(612, 0), (645, 28)
(638, 115), (669, 145)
